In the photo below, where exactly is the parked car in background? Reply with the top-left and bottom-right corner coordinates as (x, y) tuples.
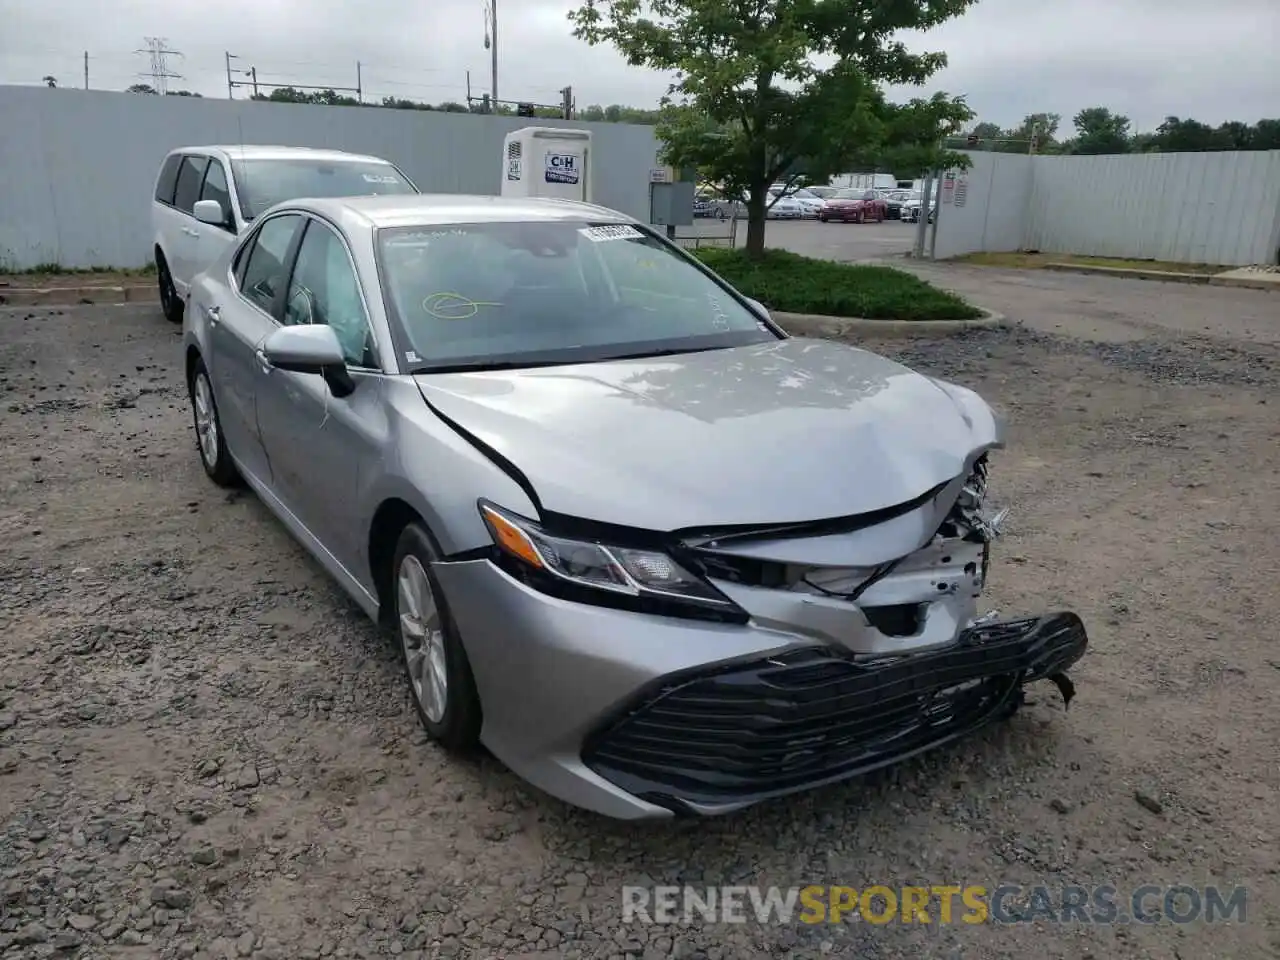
(693, 194), (716, 218)
(818, 189), (888, 223)
(766, 194), (805, 219)
(904, 190), (939, 224)
(152, 145), (418, 324)
(882, 190), (917, 220)
(182, 192), (1089, 820)
(789, 188), (826, 219)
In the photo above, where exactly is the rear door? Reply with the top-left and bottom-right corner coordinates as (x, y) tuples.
(206, 212), (306, 486)
(168, 153), (210, 291)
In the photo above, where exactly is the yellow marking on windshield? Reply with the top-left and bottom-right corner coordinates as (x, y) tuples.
(422, 292), (503, 320)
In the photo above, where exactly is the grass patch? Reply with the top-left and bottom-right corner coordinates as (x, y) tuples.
(954, 251), (1224, 275)
(694, 248), (983, 322)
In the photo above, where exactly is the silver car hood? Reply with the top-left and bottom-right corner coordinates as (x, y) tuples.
(414, 338), (1000, 532)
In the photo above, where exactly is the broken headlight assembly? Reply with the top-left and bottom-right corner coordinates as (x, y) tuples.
(478, 501), (748, 624)
(941, 454), (1009, 545)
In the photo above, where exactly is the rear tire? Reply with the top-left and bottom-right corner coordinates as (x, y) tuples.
(188, 359), (239, 487)
(157, 254), (183, 325)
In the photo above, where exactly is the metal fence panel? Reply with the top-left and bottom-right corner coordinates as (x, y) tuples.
(0, 86), (663, 270)
(1025, 150), (1280, 266)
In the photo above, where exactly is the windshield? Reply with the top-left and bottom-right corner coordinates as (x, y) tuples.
(233, 158), (417, 219)
(792, 188), (819, 200)
(834, 188), (873, 199)
(377, 220), (778, 372)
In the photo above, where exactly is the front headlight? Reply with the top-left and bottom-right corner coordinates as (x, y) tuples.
(478, 501), (746, 623)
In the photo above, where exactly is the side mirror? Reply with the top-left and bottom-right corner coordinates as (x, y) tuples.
(261, 325), (355, 397)
(193, 199), (226, 226)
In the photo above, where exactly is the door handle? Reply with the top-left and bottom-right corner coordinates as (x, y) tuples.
(204, 304), (220, 325)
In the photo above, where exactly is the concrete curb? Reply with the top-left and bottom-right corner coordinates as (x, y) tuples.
(772, 307), (1005, 339)
(1208, 275), (1280, 292)
(1040, 262), (1212, 284)
(0, 284), (158, 306)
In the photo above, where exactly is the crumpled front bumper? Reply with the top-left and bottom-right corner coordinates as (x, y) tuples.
(581, 611), (1088, 815)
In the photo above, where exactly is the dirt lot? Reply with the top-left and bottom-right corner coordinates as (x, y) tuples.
(1, 294), (1278, 960)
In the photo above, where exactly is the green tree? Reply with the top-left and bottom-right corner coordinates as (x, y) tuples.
(126, 83), (157, 94)
(568, 0), (976, 257)
(1148, 116), (1229, 152)
(1067, 107), (1131, 155)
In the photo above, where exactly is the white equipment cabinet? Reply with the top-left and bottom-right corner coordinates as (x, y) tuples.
(500, 126), (593, 203)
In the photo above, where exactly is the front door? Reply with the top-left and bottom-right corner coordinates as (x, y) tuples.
(192, 157), (239, 279)
(254, 216), (387, 572)
(208, 212), (306, 485)
(168, 154), (209, 292)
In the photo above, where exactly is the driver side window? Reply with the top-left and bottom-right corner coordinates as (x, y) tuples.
(284, 219), (378, 369)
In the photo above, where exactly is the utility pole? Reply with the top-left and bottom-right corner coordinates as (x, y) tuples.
(225, 52), (234, 99)
(83, 51), (88, 90)
(1028, 121), (1040, 156)
(250, 66), (259, 99)
(560, 85), (573, 120)
(483, 0), (498, 105)
(466, 70), (471, 107)
(356, 61), (363, 103)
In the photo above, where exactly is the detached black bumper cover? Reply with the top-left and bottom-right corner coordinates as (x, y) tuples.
(583, 611), (1088, 811)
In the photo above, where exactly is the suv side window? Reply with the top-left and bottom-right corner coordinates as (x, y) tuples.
(284, 219), (378, 368)
(155, 154), (182, 204)
(199, 160), (233, 231)
(173, 155), (210, 214)
(239, 214), (304, 316)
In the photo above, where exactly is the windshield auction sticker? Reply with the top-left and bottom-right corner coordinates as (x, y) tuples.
(580, 225), (643, 242)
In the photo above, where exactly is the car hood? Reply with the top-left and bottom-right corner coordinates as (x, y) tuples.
(414, 338), (998, 532)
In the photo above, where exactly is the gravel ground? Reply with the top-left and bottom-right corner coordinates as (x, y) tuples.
(1, 303), (1278, 960)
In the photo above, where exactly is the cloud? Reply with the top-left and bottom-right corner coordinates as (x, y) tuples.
(1, 0), (1275, 134)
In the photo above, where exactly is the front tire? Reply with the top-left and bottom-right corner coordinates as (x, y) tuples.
(188, 359), (239, 487)
(157, 254), (183, 325)
(392, 523), (482, 752)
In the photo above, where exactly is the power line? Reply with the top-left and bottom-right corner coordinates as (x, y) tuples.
(136, 37), (183, 94)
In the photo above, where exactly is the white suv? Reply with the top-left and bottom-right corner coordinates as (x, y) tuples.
(151, 145), (418, 323)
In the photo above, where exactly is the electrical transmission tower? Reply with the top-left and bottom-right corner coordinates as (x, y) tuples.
(136, 37), (183, 94)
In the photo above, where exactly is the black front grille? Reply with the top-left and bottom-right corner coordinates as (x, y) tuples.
(583, 612), (1088, 809)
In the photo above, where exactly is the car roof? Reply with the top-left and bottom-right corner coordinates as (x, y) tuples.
(286, 194), (636, 228)
(173, 145), (394, 164)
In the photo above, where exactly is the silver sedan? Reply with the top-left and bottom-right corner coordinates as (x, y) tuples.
(182, 194), (1089, 819)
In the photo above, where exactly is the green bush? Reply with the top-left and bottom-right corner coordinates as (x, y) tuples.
(693, 248), (983, 322)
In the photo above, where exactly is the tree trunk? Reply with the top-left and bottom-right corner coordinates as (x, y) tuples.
(744, 189), (768, 259)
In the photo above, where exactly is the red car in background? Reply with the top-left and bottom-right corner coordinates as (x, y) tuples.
(818, 188), (888, 224)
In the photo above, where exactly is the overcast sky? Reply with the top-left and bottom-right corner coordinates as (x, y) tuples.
(1, 0), (1275, 134)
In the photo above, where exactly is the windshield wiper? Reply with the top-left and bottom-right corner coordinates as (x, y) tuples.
(593, 346), (722, 362)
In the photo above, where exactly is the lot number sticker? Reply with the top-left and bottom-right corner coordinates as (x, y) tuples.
(580, 225), (643, 243)
(545, 152), (581, 185)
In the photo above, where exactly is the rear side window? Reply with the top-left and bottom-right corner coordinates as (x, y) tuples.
(173, 155), (210, 214)
(240, 214), (304, 315)
(155, 154), (183, 204)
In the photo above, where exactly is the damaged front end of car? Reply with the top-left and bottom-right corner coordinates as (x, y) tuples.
(581, 452), (1089, 815)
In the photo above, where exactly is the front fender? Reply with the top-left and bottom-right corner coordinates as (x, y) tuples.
(360, 377), (540, 559)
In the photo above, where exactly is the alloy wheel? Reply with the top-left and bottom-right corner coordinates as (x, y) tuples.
(398, 555), (448, 724)
(192, 372), (219, 470)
